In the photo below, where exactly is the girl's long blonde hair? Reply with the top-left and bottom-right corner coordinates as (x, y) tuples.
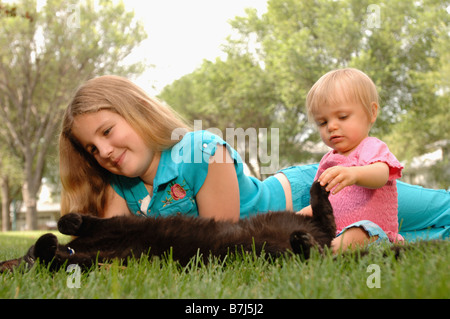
(60, 75), (190, 216)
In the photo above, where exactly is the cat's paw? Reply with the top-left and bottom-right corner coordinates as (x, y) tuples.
(34, 233), (58, 264)
(310, 180), (329, 200)
(290, 231), (317, 260)
(58, 213), (83, 235)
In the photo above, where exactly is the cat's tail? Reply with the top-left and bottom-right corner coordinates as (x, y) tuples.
(310, 181), (336, 243)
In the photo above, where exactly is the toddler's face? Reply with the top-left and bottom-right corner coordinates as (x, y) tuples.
(313, 94), (377, 156)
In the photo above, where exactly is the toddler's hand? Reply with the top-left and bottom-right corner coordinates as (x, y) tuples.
(318, 166), (358, 194)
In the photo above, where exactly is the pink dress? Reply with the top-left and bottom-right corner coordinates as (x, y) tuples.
(315, 137), (404, 242)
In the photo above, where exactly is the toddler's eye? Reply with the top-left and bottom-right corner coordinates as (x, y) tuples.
(103, 127), (112, 136)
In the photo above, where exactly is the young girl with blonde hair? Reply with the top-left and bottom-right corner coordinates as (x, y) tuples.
(60, 75), (190, 217)
(60, 75), (291, 222)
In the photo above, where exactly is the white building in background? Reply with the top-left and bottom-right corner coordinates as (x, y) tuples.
(401, 140), (449, 190)
(14, 183), (60, 231)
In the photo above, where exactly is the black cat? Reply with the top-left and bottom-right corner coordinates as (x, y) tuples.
(0, 181), (335, 271)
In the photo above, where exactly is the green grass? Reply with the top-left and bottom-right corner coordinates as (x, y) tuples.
(0, 231), (449, 299)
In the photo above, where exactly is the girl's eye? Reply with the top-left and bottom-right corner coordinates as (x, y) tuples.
(103, 127), (112, 136)
(317, 121), (327, 127)
(339, 115), (348, 120)
(89, 145), (98, 154)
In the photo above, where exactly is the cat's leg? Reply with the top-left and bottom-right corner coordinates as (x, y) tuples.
(34, 233), (103, 270)
(58, 212), (122, 236)
(34, 233), (58, 263)
(310, 181), (336, 239)
(58, 213), (83, 235)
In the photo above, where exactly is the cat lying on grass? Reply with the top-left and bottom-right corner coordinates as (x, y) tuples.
(0, 181), (335, 272)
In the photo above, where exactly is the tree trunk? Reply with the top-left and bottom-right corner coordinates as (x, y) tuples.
(22, 149), (44, 230)
(1, 175), (11, 231)
(22, 181), (38, 230)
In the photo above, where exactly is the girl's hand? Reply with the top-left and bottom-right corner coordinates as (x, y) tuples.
(318, 166), (358, 194)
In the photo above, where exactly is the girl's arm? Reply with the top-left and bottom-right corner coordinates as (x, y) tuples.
(196, 145), (240, 222)
(102, 184), (132, 218)
(318, 162), (389, 194)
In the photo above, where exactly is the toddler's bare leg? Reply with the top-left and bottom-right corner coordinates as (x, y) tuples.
(332, 227), (378, 254)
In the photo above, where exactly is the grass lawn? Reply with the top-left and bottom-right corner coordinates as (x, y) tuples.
(0, 231), (449, 299)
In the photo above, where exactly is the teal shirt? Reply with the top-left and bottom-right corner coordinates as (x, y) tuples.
(111, 130), (286, 218)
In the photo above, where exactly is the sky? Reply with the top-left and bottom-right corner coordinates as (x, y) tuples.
(120, 0), (268, 95)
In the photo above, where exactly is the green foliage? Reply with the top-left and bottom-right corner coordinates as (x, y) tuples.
(160, 0), (449, 178)
(160, 55), (283, 177)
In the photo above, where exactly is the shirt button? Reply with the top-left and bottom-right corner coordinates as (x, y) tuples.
(202, 143), (208, 148)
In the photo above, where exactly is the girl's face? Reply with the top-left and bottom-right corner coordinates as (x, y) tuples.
(313, 93), (377, 156)
(71, 110), (154, 179)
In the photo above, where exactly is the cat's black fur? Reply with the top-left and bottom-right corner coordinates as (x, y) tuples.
(0, 181), (336, 271)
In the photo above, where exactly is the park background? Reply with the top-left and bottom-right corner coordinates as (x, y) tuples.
(0, 0), (449, 231)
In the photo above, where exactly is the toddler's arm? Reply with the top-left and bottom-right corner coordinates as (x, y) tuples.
(318, 162), (389, 194)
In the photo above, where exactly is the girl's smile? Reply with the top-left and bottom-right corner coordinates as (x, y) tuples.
(113, 150), (127, 168)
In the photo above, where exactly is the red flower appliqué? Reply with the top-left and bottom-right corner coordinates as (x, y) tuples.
(170, 183), (186, 200)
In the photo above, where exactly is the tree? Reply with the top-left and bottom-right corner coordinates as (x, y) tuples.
(0, 0), (147, 229)
(0, 144), (22, 231)
(234, 0), (448, 136)
(160, 54), (282, 178)
(383, 19), (450, 188)
(160, 0), (449, 182)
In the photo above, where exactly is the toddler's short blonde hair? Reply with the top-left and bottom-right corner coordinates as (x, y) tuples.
(306, 68), (379, 122)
